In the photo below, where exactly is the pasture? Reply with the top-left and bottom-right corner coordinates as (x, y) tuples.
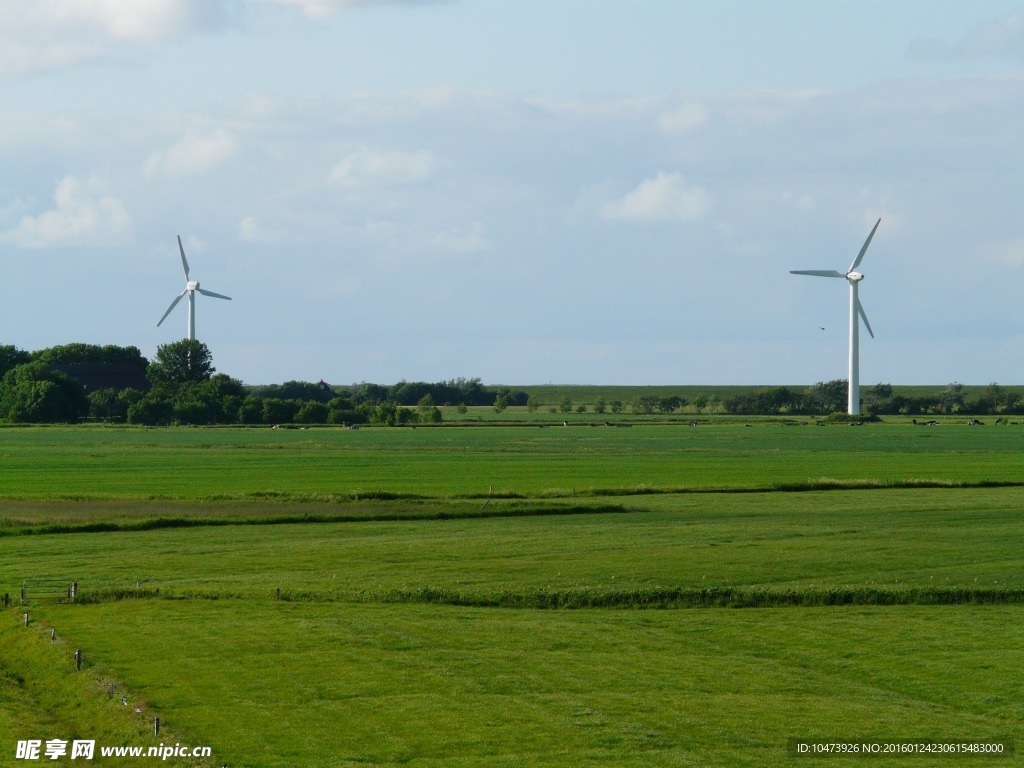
(1, 421), (1023, 766)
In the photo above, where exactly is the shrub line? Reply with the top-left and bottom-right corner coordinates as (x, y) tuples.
(71, 585), (1024, 610)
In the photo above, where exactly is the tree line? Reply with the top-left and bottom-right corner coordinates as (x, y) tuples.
(0, 343), (528, 426)
(720, 380), (1024, 416)
(3, 344), (1022, 425)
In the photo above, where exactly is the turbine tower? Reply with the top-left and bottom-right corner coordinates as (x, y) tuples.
(791, 218), (880, 416)
(157, 235), (232, 341)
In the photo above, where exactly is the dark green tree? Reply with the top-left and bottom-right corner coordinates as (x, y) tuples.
(88, 388), (120, 421)
(295, 401), (329, 424)
(806, 380), (847, 413)
(127, 393), (175, 425)
(0, 345), (31, 378)
(147, 340), (215, 388)
(0, 362), (88, 422)
(34, 343), (148, 371)
(938, 382), (965, 415)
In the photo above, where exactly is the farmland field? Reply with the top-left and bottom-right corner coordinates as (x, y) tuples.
(1, 421), (1023, 766)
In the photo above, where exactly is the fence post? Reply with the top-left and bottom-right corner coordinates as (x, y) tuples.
(154, 718), (160, 736)
(75, 650), (82, 671)
(70, 582), (78, 601)
(24, 613), (29, 627)
(51, 628), (56, 641)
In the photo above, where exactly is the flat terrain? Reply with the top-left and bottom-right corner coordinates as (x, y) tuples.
(1, 421), (1022, 766)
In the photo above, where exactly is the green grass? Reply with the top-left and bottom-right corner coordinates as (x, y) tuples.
(25, 602), (1024, 768)
(0, 611), (210, 768)
(2, 421), (1024, 501)
(3, 489), (1024, 598)
(2, 423), (1024, 767)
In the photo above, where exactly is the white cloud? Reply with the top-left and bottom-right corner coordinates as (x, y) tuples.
(0, 1), (235, 76)
(238, 216), (285, 244)
(975, 238), (1024, 267)
(1, 176), (131, 248)
(145, 130), (239, 177)
(264, 0), (450, 20)
(329, 146), (436, 188)
(425, 222), (488, 254)
(657, 102), (708, 135)
(602, 172), (711, 223)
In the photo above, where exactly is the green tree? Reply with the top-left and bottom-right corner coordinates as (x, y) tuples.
(691, 393), (708, 413)
(609, 400), (624, 414)
(976, 383), (1006, 414)
(593, 396), (607, 414)
(806, 380), (847, 413)
(88, 388), (120, 421)
(559, 397), (573, 414)
(939, 382), (965, 415)
(0, 345), (31, 378)
(0, 362), (88, 423)
(238, 397), (264, 425)
(295, 401), (329, 424)
(631, 396), (658, 415)
(866, 383), (894, 413)
(262, 398), (299, 424)
(34, 343), (148, 371)
(148, 340), (215, 388)
(127, 393), (174, 425)
(658, 396), (682, 414)
(526, 395), (540, 413)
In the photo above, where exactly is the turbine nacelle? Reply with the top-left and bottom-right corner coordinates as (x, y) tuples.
(187, 280), (200, 291)
(846, 271), (864, 283)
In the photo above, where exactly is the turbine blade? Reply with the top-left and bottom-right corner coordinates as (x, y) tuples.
(196, 287), (232, 301)
(177, 235), (190, 280)
(790, 270), (846, 278)
(157, 290), (187, 327)
(857, 297), (875, 339)
(849, 218), (881, 273)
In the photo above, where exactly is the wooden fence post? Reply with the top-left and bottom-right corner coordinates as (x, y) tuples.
(75, 649), (82, 671)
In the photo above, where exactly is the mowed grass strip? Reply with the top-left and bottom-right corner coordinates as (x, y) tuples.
(3, 489), (1023, 600)
(2, 424), (1024, 501)
(36, 601), (1024, 768)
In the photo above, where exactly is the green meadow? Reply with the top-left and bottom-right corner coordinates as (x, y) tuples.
(1, 421), (1023, 766)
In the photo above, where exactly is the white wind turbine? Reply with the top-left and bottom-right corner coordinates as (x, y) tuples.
(791, 218), (880, 415)
(157, 235), (232, 341)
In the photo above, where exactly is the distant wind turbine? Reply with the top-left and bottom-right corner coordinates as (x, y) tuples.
(791, 218), (880, 416)
(157, 235), (232, 341)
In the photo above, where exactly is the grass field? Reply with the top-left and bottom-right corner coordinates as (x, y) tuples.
(1, 421), (1023, 766)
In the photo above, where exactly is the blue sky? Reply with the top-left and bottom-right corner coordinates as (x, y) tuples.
(2, 0), (1024, 385)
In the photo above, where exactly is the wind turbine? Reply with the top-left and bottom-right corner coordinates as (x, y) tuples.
(791, 218), (880, 415)
(157, 235), (232, 341)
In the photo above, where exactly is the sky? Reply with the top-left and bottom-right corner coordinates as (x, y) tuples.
(2, 0), (1024, 386)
